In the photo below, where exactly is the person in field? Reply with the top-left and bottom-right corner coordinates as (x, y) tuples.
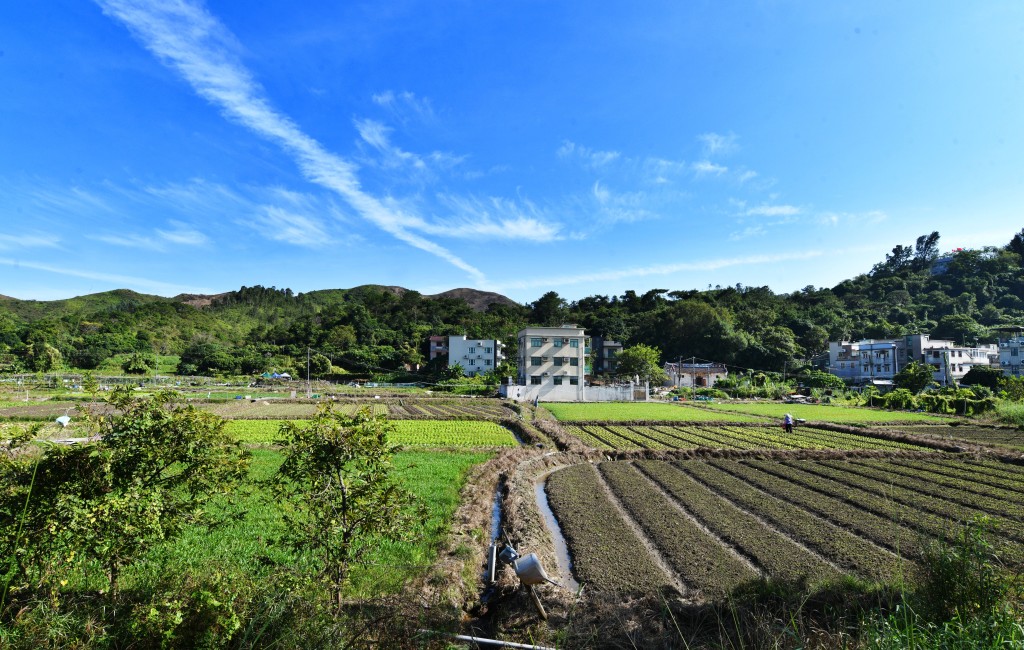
(783, 413), (794, 434)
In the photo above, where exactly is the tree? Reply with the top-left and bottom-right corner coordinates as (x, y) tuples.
(1008, 228), (1024, 259)
(800, 369), (846, 390)
(81, 370), (100, 397)
(529, 291), (568, 326)
(24, 342), (62, 372)
(894, 361), (936, 394)
(961, 365), (1003, 391)
(308, 352), (332, 378)
(271, 406), (418, 610)
(1, 389), (250, 598)
(615, 343), (668, 384)
(121, 351), (156, 375)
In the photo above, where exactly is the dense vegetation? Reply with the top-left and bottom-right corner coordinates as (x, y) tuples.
(2, 230), (1023, 382)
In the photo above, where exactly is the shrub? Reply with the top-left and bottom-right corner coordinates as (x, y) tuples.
(881, 388), (917, 411)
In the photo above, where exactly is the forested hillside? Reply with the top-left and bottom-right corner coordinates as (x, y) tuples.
(1, 230), (1022, 378)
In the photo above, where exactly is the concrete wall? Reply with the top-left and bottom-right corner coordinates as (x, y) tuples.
(500, 382), (646, 403)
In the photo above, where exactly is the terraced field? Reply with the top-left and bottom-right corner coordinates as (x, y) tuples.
(543, 401), (762, 422)
(224, 418), (518, 447)
(545, 457), (1024, 598)
(691, 401), (948, 424)
(883, 423), (1024, 452)
(0, 397), (512, 421)
(561, 422), (937, 452)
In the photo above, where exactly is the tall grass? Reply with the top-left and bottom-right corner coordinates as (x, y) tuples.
(994, 401), (1024, 428)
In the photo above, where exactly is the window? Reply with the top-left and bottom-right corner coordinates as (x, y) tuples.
(1012, 348), (1019, 357)
(530, 376), (542, 385)
(569, 377), (579, 385)
(484, 347), (491, 353)
(554, 357), (564, 366)
(469, 347), (476, 353)
(570, 357), (579, 367)
(531, 357), (542, 366)
(569, 339), (579, 348)
(469, 359), (476, 366)
(553, 377), (563, 385)
(485, 359), (491, 366)
(553, 339), (563, 347)
(531, 338), (543, 347)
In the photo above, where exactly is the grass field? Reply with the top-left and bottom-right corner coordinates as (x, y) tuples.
(223, 418), (519, 447)
(693, 401), (948, 424)
(542, 401), (763, 422)
(122, 448), (492, 599)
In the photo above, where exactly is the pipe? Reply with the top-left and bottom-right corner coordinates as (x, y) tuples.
(419, 630), (557, 650)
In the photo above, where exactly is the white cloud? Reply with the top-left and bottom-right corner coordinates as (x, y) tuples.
(729, 226), (766, 240)
(816, 210), (888, 226)
(557, 140), (620, 168)
(372, 90), (435, 123)
(692, 160), (728, 176)
(354, 117), (465, 174)
(697, 132), (738, 156)
(491, 250), (827, 291)
(91, 233), (164, 250)
(426, 195), (563, 242)
(745, 204), (801, 217)
(592, 181), (610, 204)
(97, 0), (486, 284)
(157, 220), (208, 245)
(0, 233), (61, 250)
(0, 257), (211, 295)
(247, 205), (331, 246)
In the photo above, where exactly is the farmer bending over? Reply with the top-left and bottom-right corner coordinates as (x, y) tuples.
(783, 413), (794, 434)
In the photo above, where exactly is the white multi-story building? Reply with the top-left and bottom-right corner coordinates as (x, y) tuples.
(829, 334), (997, 386)
(516, 325), (589, 397)
(447, 335), (504, 377)
(998, 332), (1024, 377)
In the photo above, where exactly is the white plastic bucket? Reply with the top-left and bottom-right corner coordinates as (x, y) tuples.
(513, 553), (550, 585)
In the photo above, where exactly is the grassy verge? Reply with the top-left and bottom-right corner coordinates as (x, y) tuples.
(124, 448), (492, 599)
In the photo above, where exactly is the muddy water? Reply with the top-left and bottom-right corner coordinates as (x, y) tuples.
(534, 471), (581, 592)
(489, 486), (503, 542)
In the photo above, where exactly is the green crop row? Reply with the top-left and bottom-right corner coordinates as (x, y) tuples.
(222, 418), (517, 447)
(696, 401), (947, 424)
(562, 422), (936, 452)
(543, 401), (763, 422)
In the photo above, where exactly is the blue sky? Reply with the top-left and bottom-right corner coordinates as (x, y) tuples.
(2, 1), (1022, 303)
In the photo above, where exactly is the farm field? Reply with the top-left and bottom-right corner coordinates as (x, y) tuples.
(206, 398), (510, 420)
(542, 401), (762, 422)
(693, 401), (948, 424)
(884, 424), (1024, 452)
(545, 456), (1024, 598)
(224, 418), (519, 447)
(561, 422), (937, 452)
(121, 448), (493, 599)
(0, 396), (512, 421)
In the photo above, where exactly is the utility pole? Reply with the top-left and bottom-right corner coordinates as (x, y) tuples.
(691, 356), (696, 400)
(306, 347), (311, 398)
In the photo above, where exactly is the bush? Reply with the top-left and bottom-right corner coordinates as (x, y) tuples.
(863, 517), (1024, 649)
(881, 388), (917, 411)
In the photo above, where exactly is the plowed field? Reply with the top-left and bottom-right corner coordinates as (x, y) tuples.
(545, 457), (1024, 599)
